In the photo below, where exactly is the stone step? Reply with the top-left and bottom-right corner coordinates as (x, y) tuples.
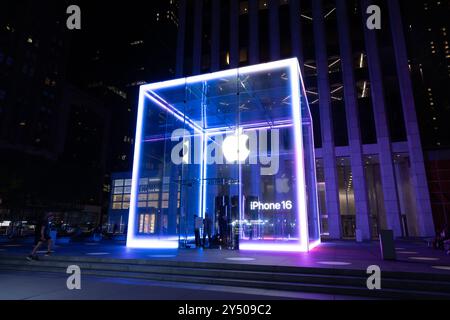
(8, 253), (449, 282)
(1, 256), (449, 299)
(1, 257), (450, 293)
(0, 263), (449, 299)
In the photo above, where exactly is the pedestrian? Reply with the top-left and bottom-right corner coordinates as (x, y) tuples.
(203, 214), (212, 248)
(194, 215), (202, 248)
(27, 212), (55, 261)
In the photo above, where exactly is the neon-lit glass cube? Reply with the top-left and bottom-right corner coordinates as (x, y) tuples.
(127, 58), (320, 252)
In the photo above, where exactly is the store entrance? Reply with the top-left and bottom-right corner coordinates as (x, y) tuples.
(177, 176), (241, 250)
(212, 194), (240, 249)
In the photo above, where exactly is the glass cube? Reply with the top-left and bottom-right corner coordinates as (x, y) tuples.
(127, 58), (320, 252)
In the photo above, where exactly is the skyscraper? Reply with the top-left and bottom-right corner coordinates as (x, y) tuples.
(0, 0), (71, 158)
(402, 0), (450, 231)
(174, 0), (437, 240)
(0, 0), (110, 223)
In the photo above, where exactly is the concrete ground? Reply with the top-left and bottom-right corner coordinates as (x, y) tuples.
(0, 270), (369, 300)
(1, 238), (449, 275)
(1, 238), (449, 300)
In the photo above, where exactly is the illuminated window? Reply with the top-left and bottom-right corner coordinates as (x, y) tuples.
(138, 194), (148, 201)
(148, 193), (159, 201)
(138, 201), (147, 208)
(239, 1), (249, 15)
(113, 195), (123, 202)
(114, 180), (124, 187)
(138, 214), (155, 234)
(148, 201), (159, 208)
(113, 187), (124, 194)
(130, 40), (144, 46)
(112, 203), (122, 210)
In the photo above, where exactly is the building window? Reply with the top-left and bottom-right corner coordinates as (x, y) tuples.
(337, 157), (356, 239)
(113, 187), (124, 194)
(304, 60), (317, 77)
(114, 179), (124, 187)
(332, 99), (349, 147)
(138, 213), (156, 234)
(138, 201), (147, 208)
(316, 159), (329, 236)
(138, 194), (148, 201)
(113, 195), (123, 202)
(364, 155), (386, 239)
(356, 80), (370, 98)
(354, 52), (367, 69)
(258, 0), (268, 10)
(239, 1), (249, 15)
(393, 154), (419, 237)
(112, 203), (122, 210)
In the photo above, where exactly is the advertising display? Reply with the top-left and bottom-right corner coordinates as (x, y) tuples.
(127, 58), (320, 252)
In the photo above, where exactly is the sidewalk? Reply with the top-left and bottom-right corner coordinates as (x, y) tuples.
(1, 238), (449, 275)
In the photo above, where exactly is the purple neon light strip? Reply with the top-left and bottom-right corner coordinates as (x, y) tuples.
(290, 61), (309, 251)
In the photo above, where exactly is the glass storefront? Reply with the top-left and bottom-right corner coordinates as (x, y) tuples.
(126, 59), (320, 252)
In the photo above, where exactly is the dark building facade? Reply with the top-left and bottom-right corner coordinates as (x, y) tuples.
(0, 1), (109, 224)
(0, 0), (71, 159)
(174, 0), (437, 240)
(70, 0), (179, 174)
(70, 1), (179, 228)
(402, 0), (450, 231)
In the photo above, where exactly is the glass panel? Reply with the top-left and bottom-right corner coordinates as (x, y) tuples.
(139, 178), (148, 185)
(337, 157), (356, 239)
(148, 193), (159, 201)
(113, 187), (123, 194)
(138, 201), (147, 208)
(112, 203), (122, 210)
(394, 154), (418, 237)
(114, 179), (124, 187)
(364, 155), (386, 239)
(138, 194), (148, 201)
(316, 159), (328, 236)
(113, 195), (123, 202)
(148, 201), (159, 208)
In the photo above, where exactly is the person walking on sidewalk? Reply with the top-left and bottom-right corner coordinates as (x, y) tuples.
(27, 212), (55, 261)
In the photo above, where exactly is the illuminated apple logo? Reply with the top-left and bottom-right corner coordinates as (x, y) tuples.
(276, 173), (290, 194)
(222, 128), (250, 163)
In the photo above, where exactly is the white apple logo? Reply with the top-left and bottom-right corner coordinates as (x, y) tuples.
(222, 128), (250, 163)
(276, 174), (290, 193)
